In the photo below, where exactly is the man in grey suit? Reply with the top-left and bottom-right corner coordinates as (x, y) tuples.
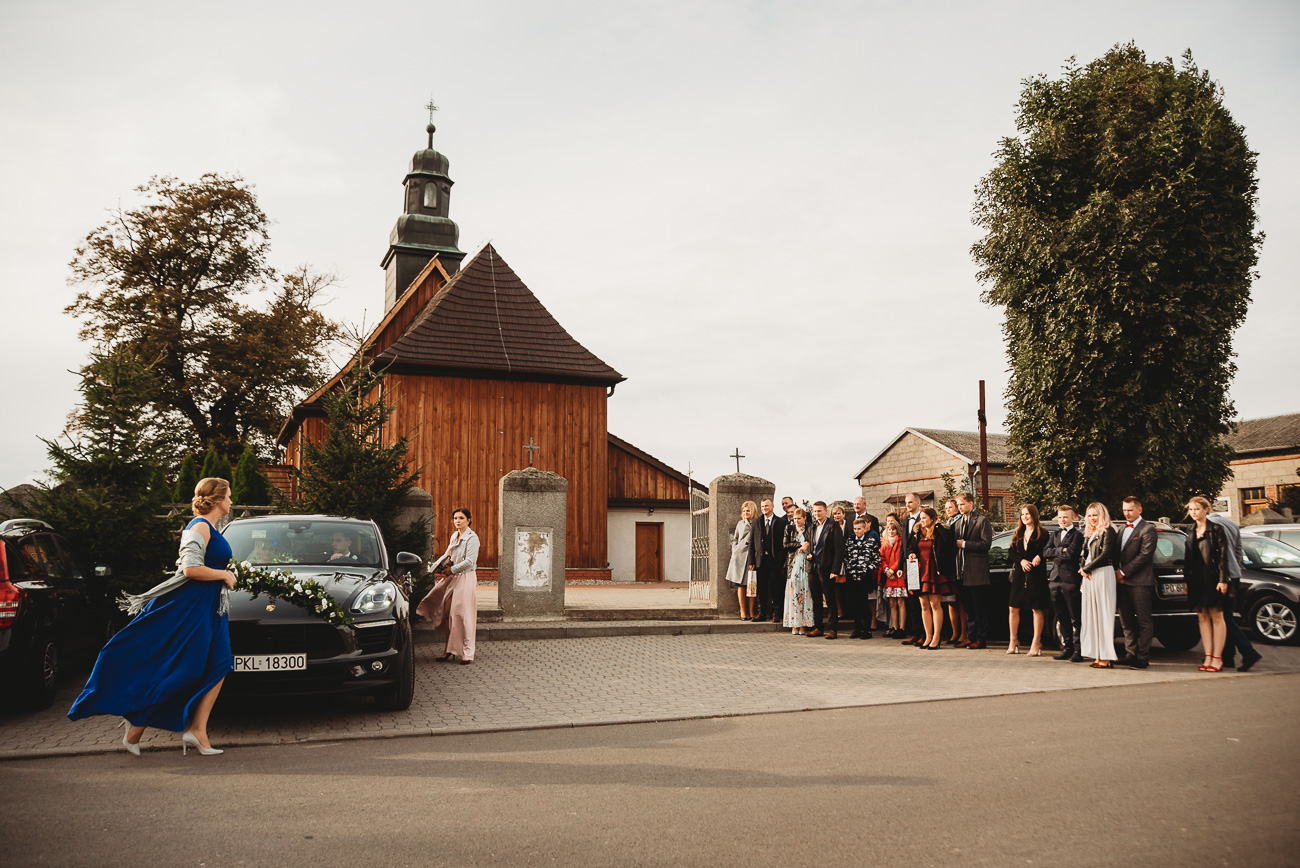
(954, 492), (993, 649)
(1116, 496), (1158, 669)
(1044, 505), (1085, 662)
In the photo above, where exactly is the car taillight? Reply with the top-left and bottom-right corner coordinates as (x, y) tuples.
(0, 545), (19, 627)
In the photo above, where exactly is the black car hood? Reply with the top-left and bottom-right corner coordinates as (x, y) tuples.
(227, 566), (388, 623)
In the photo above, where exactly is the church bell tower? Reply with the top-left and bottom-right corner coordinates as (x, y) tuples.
(381, 115), (465, 312)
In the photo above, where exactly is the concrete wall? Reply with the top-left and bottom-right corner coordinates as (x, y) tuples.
(1219, 452), (1300, 521)
(607, 507), (691, 583)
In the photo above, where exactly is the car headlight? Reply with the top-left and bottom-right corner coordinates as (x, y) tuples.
(352, 581), (397, 614)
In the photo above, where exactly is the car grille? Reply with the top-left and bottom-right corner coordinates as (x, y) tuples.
(229, 623), (346, 659)
(355, 623), (394, 654)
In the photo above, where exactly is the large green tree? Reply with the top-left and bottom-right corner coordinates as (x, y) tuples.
(20, 348), (175, 594)
(66, 173), (342, 456)
(972, 44), (1262, 515)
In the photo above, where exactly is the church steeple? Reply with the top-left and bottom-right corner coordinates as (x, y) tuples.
(381, 109), (465, 312)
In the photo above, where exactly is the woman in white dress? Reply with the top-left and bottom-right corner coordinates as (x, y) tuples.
(1079, 502), (1119, 668)
(724, 501), (757, 620)
(783, 508), (814, 634)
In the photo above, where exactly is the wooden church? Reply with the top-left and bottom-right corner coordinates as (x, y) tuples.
(277, 123), (701, 582)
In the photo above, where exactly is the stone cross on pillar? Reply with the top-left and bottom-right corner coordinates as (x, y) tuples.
(730, 447), (745, 474)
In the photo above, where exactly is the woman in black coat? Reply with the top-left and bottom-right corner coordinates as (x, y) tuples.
(907, 507), (958, 650)
(1007, 504), (1048, 656)
(1185, 496), (1232, 672)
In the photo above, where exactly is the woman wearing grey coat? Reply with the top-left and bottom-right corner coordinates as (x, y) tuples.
(724, 501), (757, 620)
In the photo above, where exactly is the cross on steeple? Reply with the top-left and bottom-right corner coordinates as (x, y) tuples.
(730, 447), (745, 474)
(424, 96), (439, 124)
(523, 437), (540, 467)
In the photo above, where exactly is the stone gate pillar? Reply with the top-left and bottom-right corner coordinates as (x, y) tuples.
(498, 468), (567, 620)
(709, 473), (776, 617)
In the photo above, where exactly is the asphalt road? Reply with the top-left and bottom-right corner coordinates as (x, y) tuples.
(3, 675), (1297, 868)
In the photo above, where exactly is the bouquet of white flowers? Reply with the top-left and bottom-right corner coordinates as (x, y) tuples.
(228, 560), (355, 627)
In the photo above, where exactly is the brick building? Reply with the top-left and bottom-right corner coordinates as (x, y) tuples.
(1218, 412), (1300, 521)
(854, 428), (1016, 523)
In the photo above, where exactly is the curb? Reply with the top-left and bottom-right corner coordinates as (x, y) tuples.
(0, 670), (1279, 762)
(416, 618), (784, 641)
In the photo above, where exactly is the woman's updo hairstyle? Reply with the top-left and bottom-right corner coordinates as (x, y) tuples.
(453, 506), (472, 523)
(192, 477), (231, 516)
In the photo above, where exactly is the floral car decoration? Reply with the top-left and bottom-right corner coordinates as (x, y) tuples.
(229, 560), (355, 627)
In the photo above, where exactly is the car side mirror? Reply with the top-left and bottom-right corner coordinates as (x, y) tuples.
(94, 564), (112, 578)
(395, 552), (422, 569)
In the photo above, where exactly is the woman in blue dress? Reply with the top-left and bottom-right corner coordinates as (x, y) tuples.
(69, 477), (235, 756)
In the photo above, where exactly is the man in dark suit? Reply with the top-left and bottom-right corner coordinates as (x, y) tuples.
(1044, 505), (1085, 662)
(898, 492), (926, 645)
(1116, 496), (1158, 669)
(748, 497), (787, 624)
(807, 501), (841, 638)
(954, 492), (993, 649)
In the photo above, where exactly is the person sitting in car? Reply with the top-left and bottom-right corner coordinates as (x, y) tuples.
(249, 540), (277, 564)
(328, 530), (360, 563)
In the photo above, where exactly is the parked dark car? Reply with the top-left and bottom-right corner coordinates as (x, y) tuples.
(220, 515), (421, 710)
(0, 519), (115, 710)
(1236, 533), (1300, 645)
(987, 522), (1201, 651)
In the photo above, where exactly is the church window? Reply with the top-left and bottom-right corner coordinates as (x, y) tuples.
(422, 182), (437, 208)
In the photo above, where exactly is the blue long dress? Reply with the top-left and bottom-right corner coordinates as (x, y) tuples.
(68, 518), (233, 732)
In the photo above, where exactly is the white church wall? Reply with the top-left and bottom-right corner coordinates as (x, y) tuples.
(608, 507), (691, 583)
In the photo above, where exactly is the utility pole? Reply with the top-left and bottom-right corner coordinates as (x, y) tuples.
(978, 380), (990, 514)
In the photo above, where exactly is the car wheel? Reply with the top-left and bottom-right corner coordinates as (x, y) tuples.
(1154, 619), (1201, 653)
(1248, 597), (1299, 645)
(373, 621), (415, 711)
(21, 635), (59, 710)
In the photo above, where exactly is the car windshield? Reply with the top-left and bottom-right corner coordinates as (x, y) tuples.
(224, 520), (383, 568)
(1242, 536), (1300, 570)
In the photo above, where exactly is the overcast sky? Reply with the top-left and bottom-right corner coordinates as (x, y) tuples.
(2, 0), (1297, 501)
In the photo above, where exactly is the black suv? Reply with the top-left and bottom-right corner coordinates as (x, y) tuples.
(988, 522), (1201, 651)
(0, 519), (115, 710)
(220, 515), (421, 711)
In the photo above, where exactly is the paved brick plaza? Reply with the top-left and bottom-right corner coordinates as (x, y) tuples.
(4, 634), (1296, 760)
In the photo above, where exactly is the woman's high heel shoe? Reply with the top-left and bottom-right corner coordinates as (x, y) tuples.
(120, 719), (141, 757)
(1006, 644), (1020, 655)
(1204, 655), (1223, 673)
(181, 731), (223, 756)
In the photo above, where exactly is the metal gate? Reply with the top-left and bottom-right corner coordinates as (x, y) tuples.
(689, 502), (711, 603)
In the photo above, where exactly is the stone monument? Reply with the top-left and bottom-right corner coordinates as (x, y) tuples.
(709, 473), (776, 617)
(497, 467), (567, 619)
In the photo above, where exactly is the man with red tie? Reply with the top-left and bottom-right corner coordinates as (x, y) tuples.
(1115, 496), (1158, 669)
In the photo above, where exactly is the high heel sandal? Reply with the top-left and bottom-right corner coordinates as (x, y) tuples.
(1204, 655), (1223, 673)
(120, 719), (141, 757)
(1198, 656), (1213, 672)
(181, 731), (223, 756)
(1027, 644), (1043, 657)
(1006, 644), (1020, 655)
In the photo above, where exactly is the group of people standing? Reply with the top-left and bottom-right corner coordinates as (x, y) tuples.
(726, 490), (1263, 673)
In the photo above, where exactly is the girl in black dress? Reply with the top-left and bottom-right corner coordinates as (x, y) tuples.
(1185, 496), (1232, 672)
(1007, 504), (1048, 656)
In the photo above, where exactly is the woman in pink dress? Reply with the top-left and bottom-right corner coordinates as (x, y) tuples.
(416, 507), (479, 664)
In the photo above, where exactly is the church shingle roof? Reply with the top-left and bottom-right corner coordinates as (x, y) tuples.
(375, 243), (624, 385)
(1229, 413), (1300, 455)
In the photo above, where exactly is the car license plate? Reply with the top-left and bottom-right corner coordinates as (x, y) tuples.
(233, 653), (307, 672)
(1161, 582), (1187, 596)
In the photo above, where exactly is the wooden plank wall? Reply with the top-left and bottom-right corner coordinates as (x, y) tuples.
(607, 444), (691, 502)
(383, 373), (609, 570)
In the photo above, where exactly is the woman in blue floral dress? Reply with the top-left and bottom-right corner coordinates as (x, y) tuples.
(782, 507), (814, 634)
